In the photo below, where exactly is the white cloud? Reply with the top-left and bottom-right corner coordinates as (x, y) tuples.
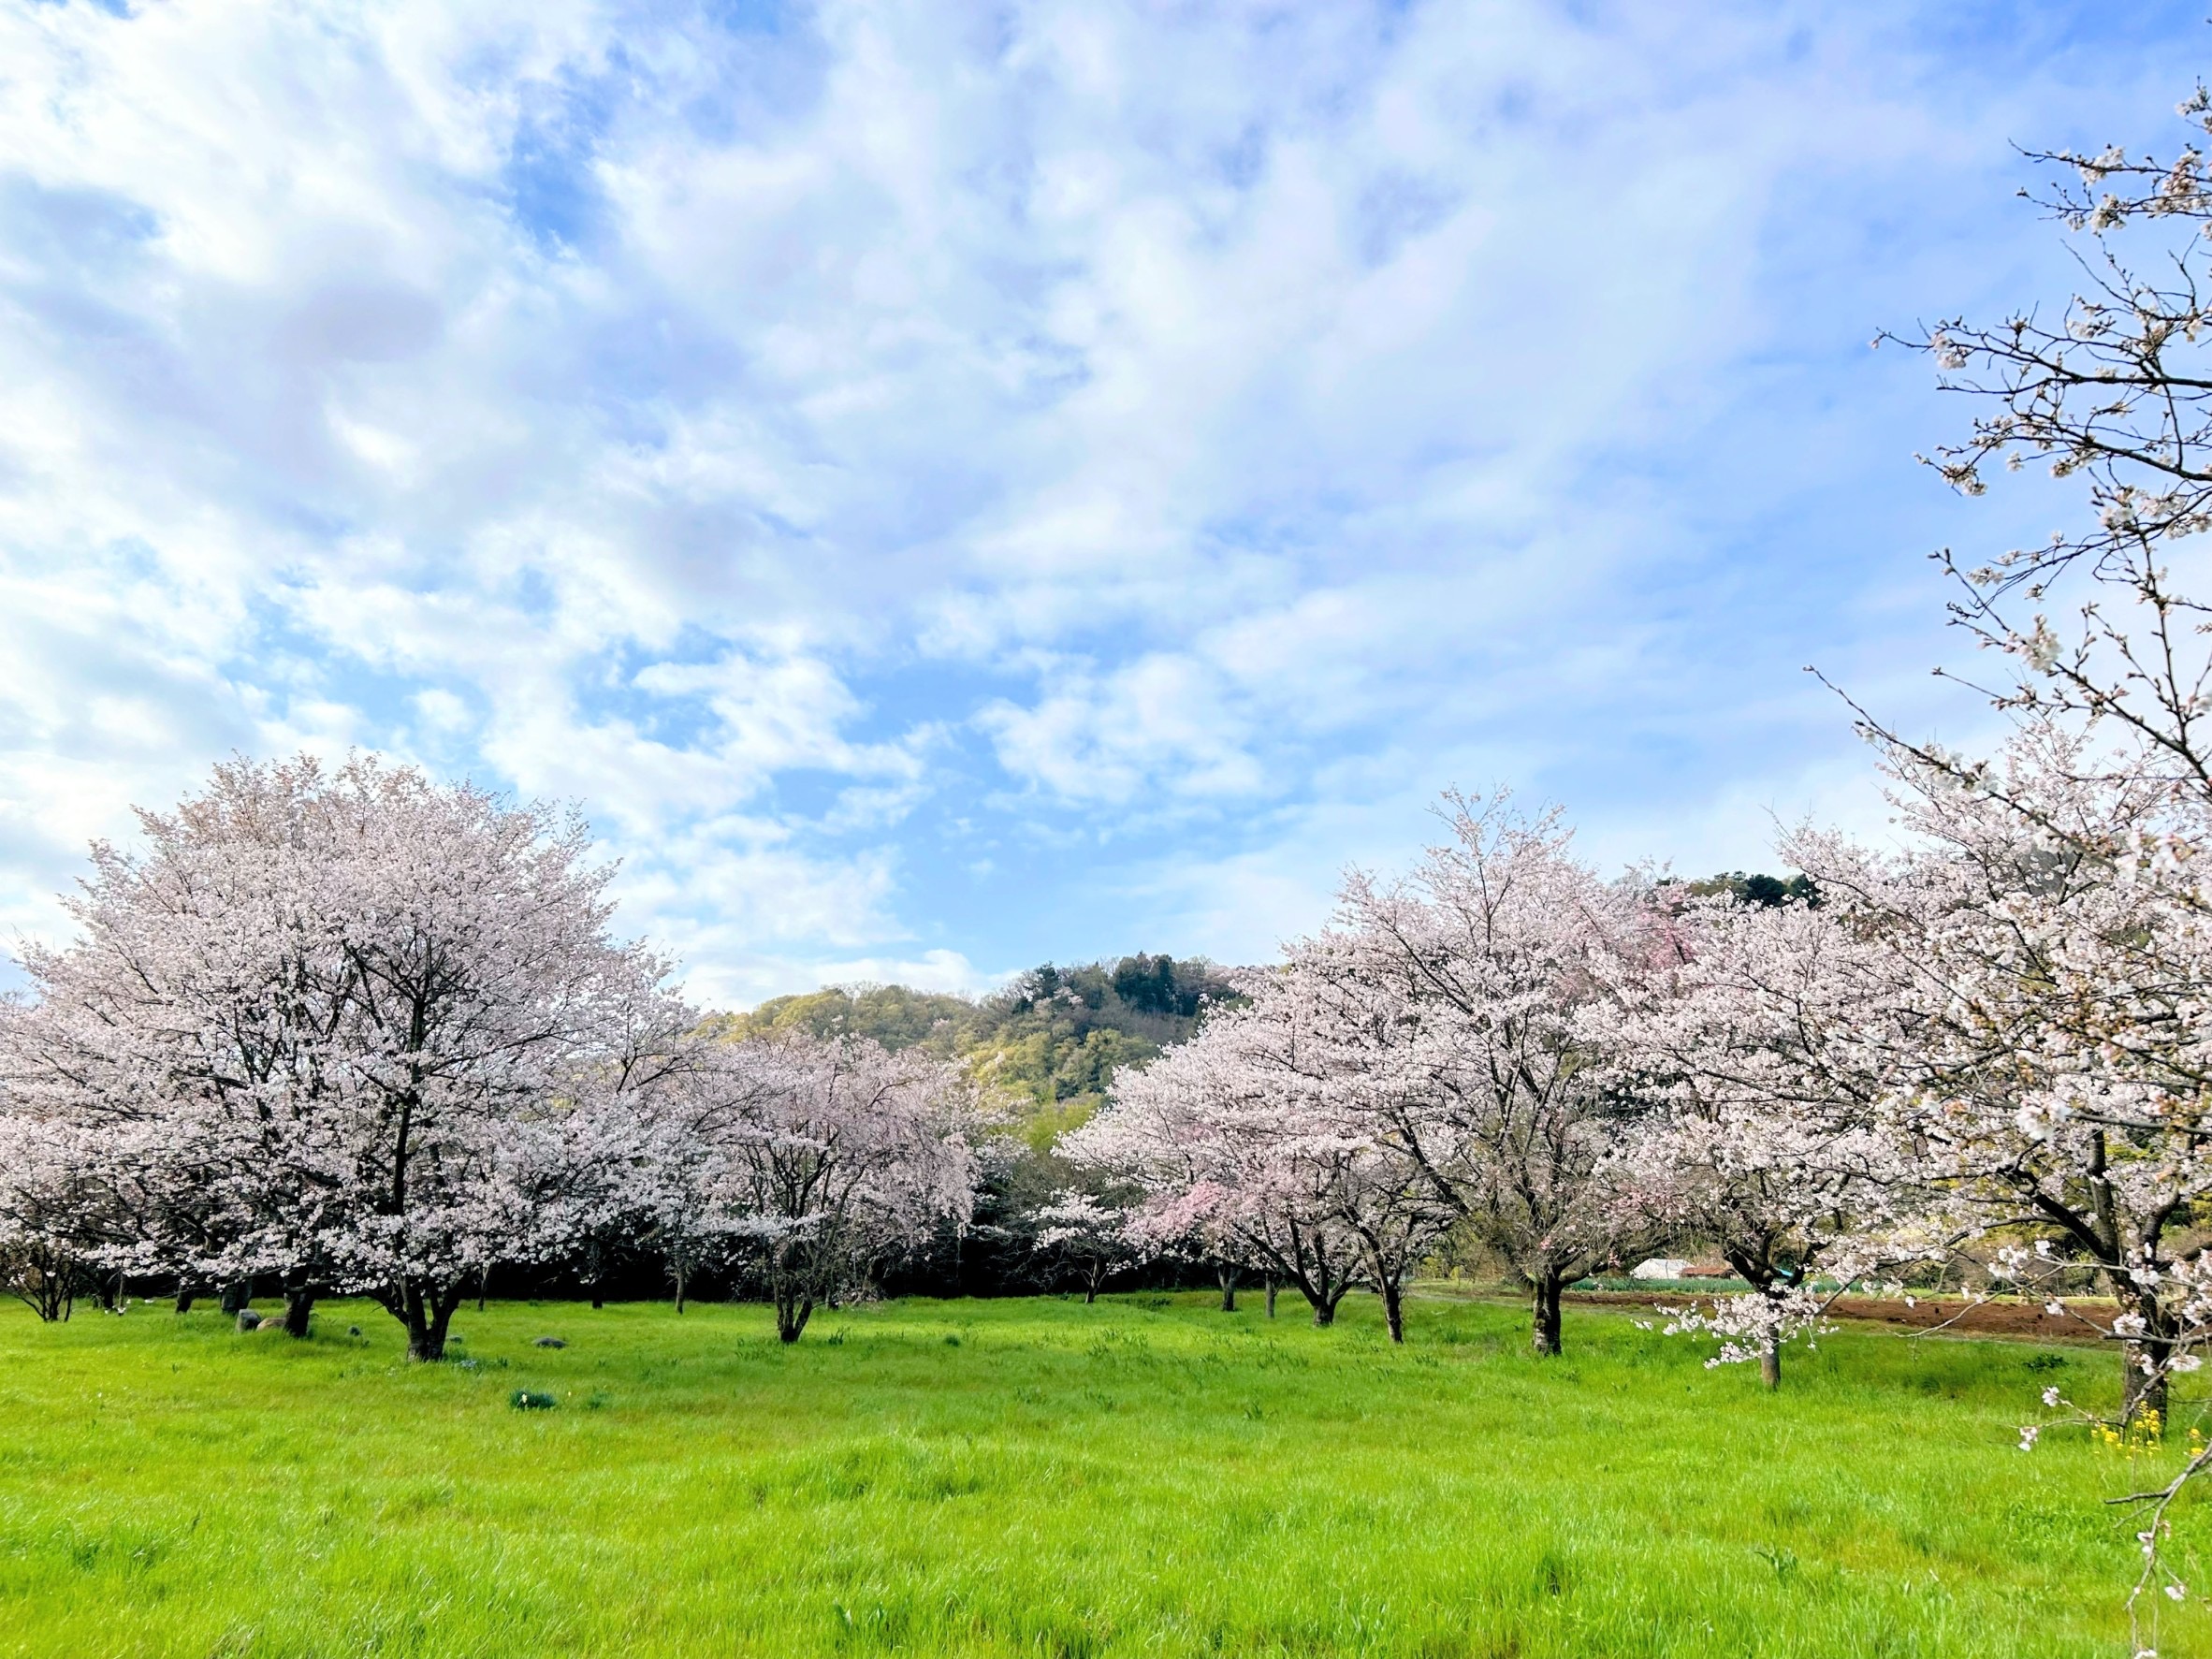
(0, 0), (2197, 997)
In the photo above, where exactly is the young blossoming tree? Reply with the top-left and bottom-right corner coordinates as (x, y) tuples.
(1595, 891), (1917, 1389)
(1071, 901), (1507, 1345)
(1067, 1007), (1376, 1330)
(688, 1032), (980, 1343)
(0, 1111), (118, 1322)
(1029, 1188), (1149, 1302)
(623, 1066), (756, 1315)
(1201, 956), (1461, 1343)
(0, 754), (689, 1360)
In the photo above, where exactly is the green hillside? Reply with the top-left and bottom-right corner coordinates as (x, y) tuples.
(716, 953), (1240, 1148)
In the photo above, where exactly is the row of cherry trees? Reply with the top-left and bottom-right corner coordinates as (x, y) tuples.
(1061, 71), (2212, 1640)
(0, 755), (982, 1359)
(4, 737), (2195, 1396)
(1051, 710), (2212, 1646)
(1060, 794), (1615, 1354)
(1056, 728), (2207, 1402)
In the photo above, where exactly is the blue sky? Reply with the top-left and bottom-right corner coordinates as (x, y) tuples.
(0, 0), (2203, 1005)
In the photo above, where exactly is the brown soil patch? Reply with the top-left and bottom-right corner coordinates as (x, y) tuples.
(1564, 1288), (2110, 1344)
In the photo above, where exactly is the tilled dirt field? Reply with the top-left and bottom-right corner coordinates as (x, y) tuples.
(1565, 1288), (2111, 1343)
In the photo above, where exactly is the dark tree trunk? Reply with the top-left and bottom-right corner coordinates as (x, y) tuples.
(18, 1244), (76, 1322)
(1290, 1268), (1348, 1327)
(400, 1281), (463, 1361)
(1759, 1340), (1781, 1390)
(219, 1280), (251, 1317)
(283, 1289), (315, 1339)
(775, 1289), (813, 1343)
(1265, 1277), (1278, 1318)
(1531, 1270), (1564, 1357)
(674, 1265), (688, 1315)
(174, 1276), (197, 1315)
(1217, 1263), (1238, 1313)
(1380, 1276), (1405, 1344)
(280, 1267), (316, 1338)
(477, 1261), (490, 1313)
(36, 1283), (73, 1323)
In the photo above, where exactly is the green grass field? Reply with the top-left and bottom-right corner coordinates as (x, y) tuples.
(0, 1289), (2199, 1658)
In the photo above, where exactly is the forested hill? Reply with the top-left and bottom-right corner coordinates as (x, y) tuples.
(713, 953), (1242, 1147)
(710, 874), (1810, 1147)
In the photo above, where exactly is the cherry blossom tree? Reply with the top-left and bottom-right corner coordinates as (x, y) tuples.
(1029, 1188), (1149, 1302)
(0, 754), (690, 1359)
(1799, 727), (2212, 1421)
(1067, 1011), (1375, 1330)
(1070, 949), (1463, 1342)
(0, 1073), (180, 1320)
(1857, 73), (2212, 1642)
(623, 1075), (749, 1316)
(0, 1113), (107, 1320)
(678, 1031), (980, 1343)
(1217, 959), (1462, 1343)
(1588, 720), (2212, 1411)
(1745, 726), (2212, 1651)
(1321, 794), (1650, 1355)
(1595, 891), (1920, 1388)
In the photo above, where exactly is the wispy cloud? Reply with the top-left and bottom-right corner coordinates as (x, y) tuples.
(0, 0), (2201, 998)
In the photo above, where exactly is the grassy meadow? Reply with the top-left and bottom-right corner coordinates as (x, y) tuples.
(0, 1289), (2200, 1658)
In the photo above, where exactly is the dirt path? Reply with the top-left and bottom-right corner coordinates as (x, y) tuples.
(1564, 1288), (2110, 1343)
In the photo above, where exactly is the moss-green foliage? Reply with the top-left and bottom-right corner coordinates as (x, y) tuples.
(716, 955), (1239, 1147)
(1671, 870), (1821, 908)
(0, 1293), (2199, 1657)
(713, 983), (981, 1057)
